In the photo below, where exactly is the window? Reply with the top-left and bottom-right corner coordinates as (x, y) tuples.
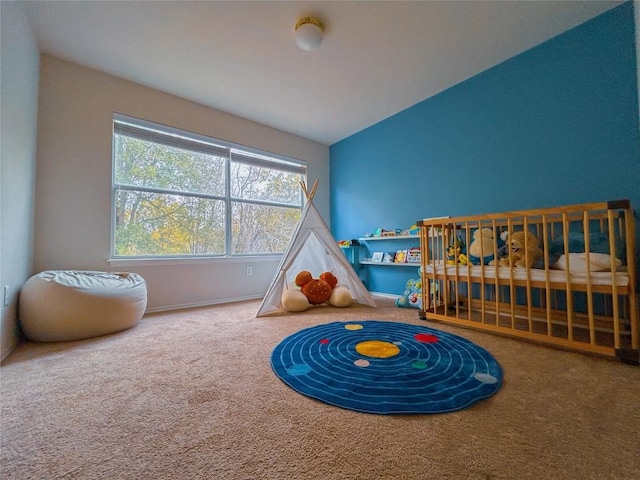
(112, 114), (306, 258)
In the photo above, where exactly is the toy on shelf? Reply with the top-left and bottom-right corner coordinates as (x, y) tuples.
(366, 225), (419, 238)
(338, 239), (360, 247)
(399, 224), (420, 236)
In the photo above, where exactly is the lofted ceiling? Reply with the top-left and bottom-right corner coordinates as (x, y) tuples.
(23, 1), (623, 145)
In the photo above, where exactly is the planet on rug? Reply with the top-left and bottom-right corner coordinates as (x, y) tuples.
(270, 320), (503, 414)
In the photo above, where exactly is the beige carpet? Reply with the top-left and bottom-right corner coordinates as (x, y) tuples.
(1, 297), (639, 480)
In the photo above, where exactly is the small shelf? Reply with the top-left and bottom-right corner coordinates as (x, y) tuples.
(361, 260), (421, 267)
(354, 232), (423, 294)
(359, 235), (420, 241)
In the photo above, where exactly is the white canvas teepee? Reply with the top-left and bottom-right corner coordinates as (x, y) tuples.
(256, 180), (376, 317)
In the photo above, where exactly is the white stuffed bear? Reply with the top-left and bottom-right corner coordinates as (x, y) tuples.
(281, 287), (310, 312)
(552, 253), (622, 273)
(328, 286), (352, 307)
(468, 227), (495, 265)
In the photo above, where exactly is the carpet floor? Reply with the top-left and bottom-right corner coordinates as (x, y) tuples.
(1, 297), (639, 479)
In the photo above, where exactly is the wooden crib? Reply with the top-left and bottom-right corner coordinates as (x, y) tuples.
(417, 200), (638, 363)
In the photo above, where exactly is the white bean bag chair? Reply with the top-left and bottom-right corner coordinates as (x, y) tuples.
(19, 270), (147, 342)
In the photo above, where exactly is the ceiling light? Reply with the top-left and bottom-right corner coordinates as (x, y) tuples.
(294, 17), (323, 51)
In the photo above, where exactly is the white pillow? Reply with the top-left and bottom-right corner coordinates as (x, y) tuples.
(552, 253), (622, 273)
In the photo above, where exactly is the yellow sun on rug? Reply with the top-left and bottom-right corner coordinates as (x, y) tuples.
(355, 340), (400, 358)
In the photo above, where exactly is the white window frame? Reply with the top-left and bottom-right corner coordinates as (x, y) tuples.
(110, 113), (307, 263)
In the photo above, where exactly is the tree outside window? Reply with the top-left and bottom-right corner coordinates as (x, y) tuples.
(112, 116), (305, 258)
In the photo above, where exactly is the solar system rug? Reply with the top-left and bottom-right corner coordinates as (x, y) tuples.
(270, 320), (502, 415)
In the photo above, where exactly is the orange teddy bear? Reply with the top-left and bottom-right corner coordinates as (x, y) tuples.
(295, 270), (337, 304)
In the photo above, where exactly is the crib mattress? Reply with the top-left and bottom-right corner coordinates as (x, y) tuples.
(423, 262), (629, 288)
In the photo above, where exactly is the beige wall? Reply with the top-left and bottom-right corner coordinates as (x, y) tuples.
(35, 55), (330, 312)
(0, 2), (40, 359)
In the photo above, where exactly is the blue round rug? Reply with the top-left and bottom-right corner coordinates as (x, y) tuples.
(271, 320), (502, 414)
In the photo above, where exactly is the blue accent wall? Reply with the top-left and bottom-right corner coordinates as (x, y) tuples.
(330, 2), (639, 295)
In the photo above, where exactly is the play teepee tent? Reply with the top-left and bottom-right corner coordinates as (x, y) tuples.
(256, 180), (376, 317)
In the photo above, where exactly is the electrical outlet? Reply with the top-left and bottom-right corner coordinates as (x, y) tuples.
(246, 266), (253, 276)
(3, 286), (9, 307)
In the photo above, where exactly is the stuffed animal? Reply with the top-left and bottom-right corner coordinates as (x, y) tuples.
(320, 271), (338, 288)
(468, 228), (496, 265)
(552, 253), (622, 273)
(295, 270), (313, 287)
(489, 231), (510, 266)
(498, 231), (543, 268)
(293, 270), (332, 305)
(328, 286), (352, 307)
(281, 287), (310, 312)
(446, 237), (465, 265)
(287, 270), (349, 309)
(396, 272), (423, 309)
(547, 232), (625, 265)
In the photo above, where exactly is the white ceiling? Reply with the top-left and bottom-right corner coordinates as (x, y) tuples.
(24, 0), (623, 145)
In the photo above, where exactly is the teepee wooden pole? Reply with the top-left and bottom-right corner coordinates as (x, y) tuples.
(308, 179), (319, 202)
(300, 179), (319, 202)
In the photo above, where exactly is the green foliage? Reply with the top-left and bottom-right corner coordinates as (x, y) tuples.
(114, 135), (302, 256)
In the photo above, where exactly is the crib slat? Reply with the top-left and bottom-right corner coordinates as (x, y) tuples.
(477, 221), (487, 324)
(491, 219), (499, 326)
(582, 211), (596, 345)
(505, 218), (516, 329)
(562, 213), (574, 341)
(542, 215), (552, 337)
(523, 216), (533, 333)
(607, 210), (620, 349)
(623, 208), (638, 350)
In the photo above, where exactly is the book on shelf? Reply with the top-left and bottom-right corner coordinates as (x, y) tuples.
(394, 249), (408, 263)
(371, 252), (384, 262)
(383, 252), (396, 263)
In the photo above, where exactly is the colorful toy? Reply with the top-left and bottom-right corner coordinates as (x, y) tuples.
(396, 269), (423, 309)
(446, 237), (466, 265)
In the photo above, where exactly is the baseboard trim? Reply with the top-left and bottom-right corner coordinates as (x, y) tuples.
(369, 292), (401, 300)
(145, 292), (401, 314)
(1, 341), (17, 363)
(145, 294), (264, 314)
